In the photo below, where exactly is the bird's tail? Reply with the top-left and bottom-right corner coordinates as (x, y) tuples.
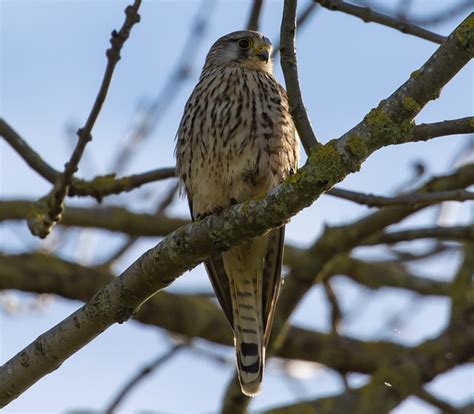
(233, 282), (264, 396)
(222, 241), (267, 397)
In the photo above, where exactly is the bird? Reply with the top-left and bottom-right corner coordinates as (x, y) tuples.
(175, 30), (299, 396)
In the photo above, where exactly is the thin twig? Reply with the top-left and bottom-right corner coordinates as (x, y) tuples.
(397, 0), (474, 27)
(246, 0), (264, 31)
(323, 279), (343, 333)
(1, 15), (472, 407)
(105, 343), (187, 413)
(26, 1), (142, 238)
(280, 0), (320, 153)
(110, 0), (215, 173)
(316, 0), (447, 44)
(98, 183), (179, 267)
(0, 118), (175, 199)
(327, 188), (474, 208)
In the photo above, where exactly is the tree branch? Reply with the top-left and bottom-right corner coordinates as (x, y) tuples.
(274, 164), (474, 346)
(246, 0), (264, 31)
(292, 243), (474, 414)
(0, 200), (187, 237)
(412, 117), (474, 142)
(105, 343), (186, 413)
(327, 187), (474, 208)
(26, 0), (142, 238)
(449, 242), (474, 329)
(109, 0), (214, 174)
(0, 118), (176, 199)
(263, 327), (474, 413)
(415, 388), (464, 414)
(0, 119), (58, 183)
(0, 252), (410, 373)
(221, 163), (474, 412)
(364, 224), (474, 245)
(280, 0), (320, 152)
(271, 2), (319, 60)
(315, 0), (447, 44)
(324, 255), (451, 296)
(1, 14), (472, 407)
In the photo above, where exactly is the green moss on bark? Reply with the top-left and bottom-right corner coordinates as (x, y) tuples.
(455, 14), (474, 49)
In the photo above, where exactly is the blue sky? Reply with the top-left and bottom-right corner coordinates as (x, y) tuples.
(1, 0), (473, 412)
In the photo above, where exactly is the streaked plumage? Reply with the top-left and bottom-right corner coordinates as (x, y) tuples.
(175, 30), (299, 396)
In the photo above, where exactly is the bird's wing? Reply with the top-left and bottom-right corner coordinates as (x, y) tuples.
(188, 198), (234, 328)
(262, 226), (285, 347)
(204, 254), (233, 327)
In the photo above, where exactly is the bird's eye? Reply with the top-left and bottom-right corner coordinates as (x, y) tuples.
(237, 38), (251, 50)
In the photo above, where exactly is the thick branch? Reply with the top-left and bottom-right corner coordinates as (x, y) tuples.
(264, 244), (474, 413)
(1, 14), (472, 407)
(221, 162), (474, 413)
(316, 0), (447, 44)
(0, 252), (409, 373)
(274, 164), (474, 344)
(26, 1), (142, 238)
(264, 329), (474, 413)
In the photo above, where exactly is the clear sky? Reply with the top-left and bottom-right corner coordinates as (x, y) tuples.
(1, 0), (473, 413)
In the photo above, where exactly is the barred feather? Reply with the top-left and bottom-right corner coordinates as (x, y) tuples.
(175, 30), (299, 396)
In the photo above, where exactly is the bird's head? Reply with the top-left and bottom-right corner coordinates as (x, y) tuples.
(204, 30), (273, 73)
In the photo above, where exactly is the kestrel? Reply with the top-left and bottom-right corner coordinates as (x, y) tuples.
(175, 30), (299, 396)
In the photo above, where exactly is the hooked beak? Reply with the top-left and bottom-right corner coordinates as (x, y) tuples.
(254, 46), (270, 63)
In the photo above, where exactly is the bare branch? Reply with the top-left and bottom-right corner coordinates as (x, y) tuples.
(323, 279), (343, 333)
(275, 164), (474, 342)
(415, 388), (464, 414)
(221, 163), (474, 412)
(263, 329), (474, 413)
(316, 0), (447, 44)
(412, 117), (474, 142)
(449, 242), (474, 329)
(0, 119), (58, 183)
(324, 256), (451, 296)
(105, 343), (186, 413)
(400, 0), (474, 26)
(0, 200), (187, 237)
(0, 252), (410, 371)
(327, 187), (474, 208)
(271, 2), (319, 59)
(98, 183), (179, 267)
(280, 0), (320, 152)
(1, 14), (472, 406)
(110, 0), (214, 173)
(26, 1), (142, 239)
(246, 0), (264, 31)
(364, 225), (474, 245)
(0, 119), (176, 199)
